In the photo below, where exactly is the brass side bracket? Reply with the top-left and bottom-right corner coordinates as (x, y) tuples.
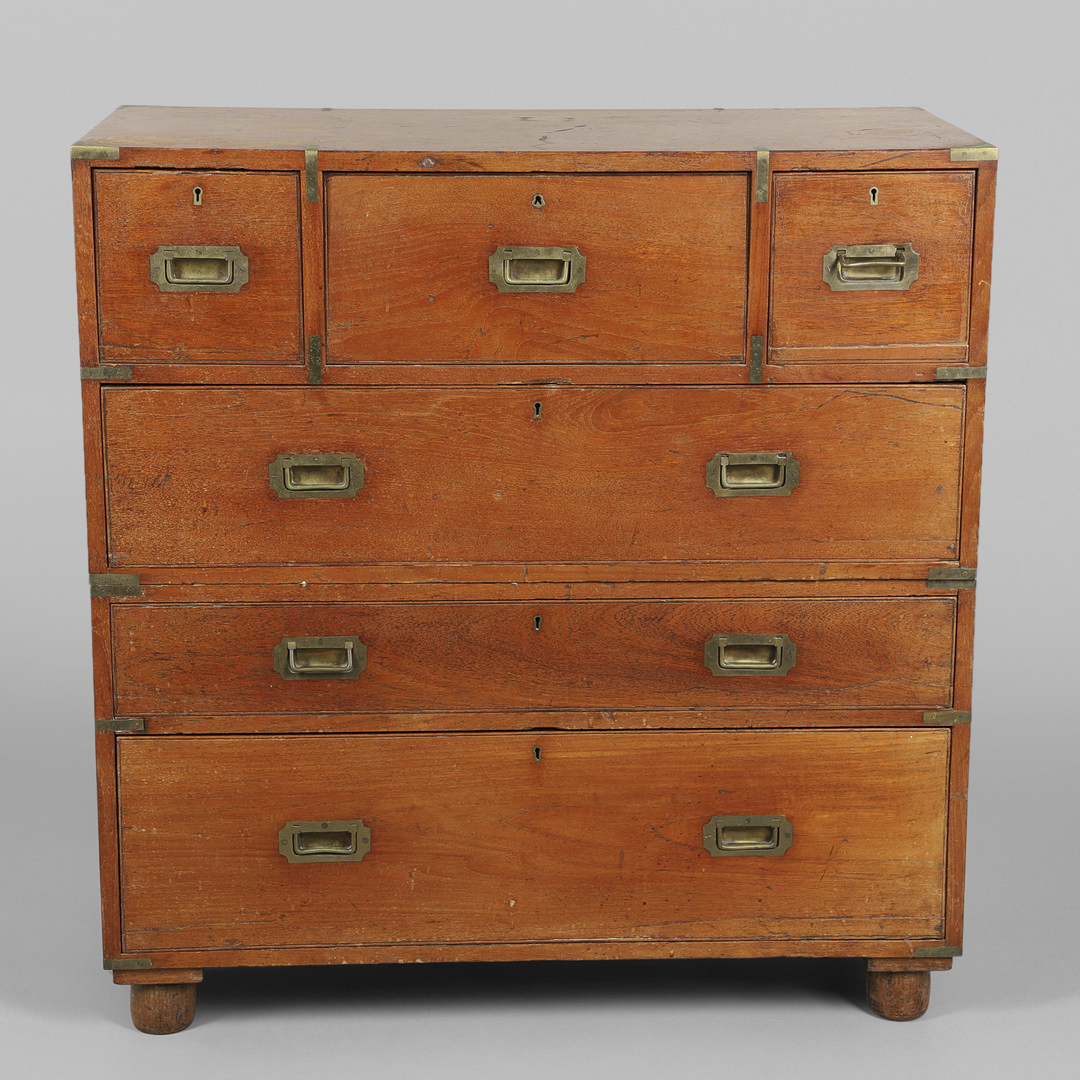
(950, 144), (997, 162)
(754, 149), (769, 203)
(90, 573), (143, 598)
(81, 366), (133, 381)
(936, 366), (987, 381)
(104, 957), (152, 970)
(305, 147), (319, 202)
(923, 711), (971, 725)
(927, 567), (976, 590)
(308, 335), (323, 385)
(749, 335), (763, 384)
(72, 144), (120, 161)
(914, 946), (962, 958)
(96, 718), (146, 733)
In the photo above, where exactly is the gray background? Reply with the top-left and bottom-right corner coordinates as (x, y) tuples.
(1, 1), (1076, 1075)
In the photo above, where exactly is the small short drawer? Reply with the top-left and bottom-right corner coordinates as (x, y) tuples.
(117, 730), (949, 951)
(325, 174), (748, 364)
(94, 170), (302, 364)
(110, 597), (956, 717)
(770, 171), (975, 359)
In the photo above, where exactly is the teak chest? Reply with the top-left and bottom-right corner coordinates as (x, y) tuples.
(71, 107), (996, 1032)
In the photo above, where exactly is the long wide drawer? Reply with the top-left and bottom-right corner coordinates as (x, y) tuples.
(101, 385), (965, 567)
(118, 730), (949, 951)
(110, 597), (955, 716)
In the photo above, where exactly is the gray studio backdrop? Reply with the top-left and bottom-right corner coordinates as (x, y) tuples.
(1, 2), (1077, 1078)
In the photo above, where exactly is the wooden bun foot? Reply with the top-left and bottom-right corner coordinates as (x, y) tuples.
(866, 969), (931, 1021)
(130, 982), (197, 1034)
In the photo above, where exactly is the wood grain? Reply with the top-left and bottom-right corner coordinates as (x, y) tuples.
(770, 171), (975, 355)
(866, 969), (931, 1020)
(326, 174), (747, 364)
(102, 385), (965, 567)
(77, 107), (986, 155)
(129, 983), (196, 1034)
(109, 597), (956, 716)
(117, 730), (948, 952)
(94, 170), (302, 364)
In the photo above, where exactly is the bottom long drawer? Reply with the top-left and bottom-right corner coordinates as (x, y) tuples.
(117, 730), (949, 952)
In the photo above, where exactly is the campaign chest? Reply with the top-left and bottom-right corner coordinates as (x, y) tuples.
(71, 107), (996, 1032)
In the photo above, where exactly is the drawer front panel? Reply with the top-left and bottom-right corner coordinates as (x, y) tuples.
(118, 730), (949, 951)
(102, 385), (964, 567)
(94, 170), (302, 363)
(111, 598), (955, 716)
(325, 174), (748, 363)
(770, 171), (974, 352)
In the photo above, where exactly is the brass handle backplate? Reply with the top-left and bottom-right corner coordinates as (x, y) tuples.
(273, 636), (367, 680)
(269, 454), (365, 499)
(703, 814), (793, 857)
(706, 451), (800, 497)
(149, 245), (250, 293)
(704, 633), (796, 676)
(278, 820), (371, 863)
(823, 243), (920, 291)
(488, 246), (586, 293)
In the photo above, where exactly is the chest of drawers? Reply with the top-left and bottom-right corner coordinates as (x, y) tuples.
(72, 107), (996, 1033)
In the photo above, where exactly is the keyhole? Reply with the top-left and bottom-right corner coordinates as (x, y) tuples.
(533, 616), (543, 631)
(533, 401), (543, 419)
(869, 187), (879, 205)
(193, 187), (203, 206)
(532, 193), (545, 208)
(533, 746), (542, 762)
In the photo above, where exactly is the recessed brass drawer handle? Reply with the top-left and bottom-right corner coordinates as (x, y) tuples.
(278, 820), (371, 863)
(823, 243), (920, 291)
(273, 636), (367, 680)
(488, 245), (586, 293)
(704, 633), (796, 676)
(703, 814), (793, 857)
(268, 454), (365, 499)
(149, 245), (250, 293)
(706, 451), (800, 497)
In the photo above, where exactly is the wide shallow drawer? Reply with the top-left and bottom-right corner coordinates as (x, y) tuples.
(94, 170), (301, 363)
(102, 385), (964, 567)
(325, 174), (747, 363)
(770, 171), (974, 357)
(118, 730), (949, 951)
(111, 597), (955, 716)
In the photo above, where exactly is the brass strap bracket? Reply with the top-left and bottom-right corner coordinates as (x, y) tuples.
(950, 144), (997, 162)
(922, 711), (971, 725)
(935, 366), (987, 381)
(914, 946), (962, 958)
(754, 149), (769, 203)
(96, 718), (146, 733)
(305, 147), (319, 202)
(81, 366), (133, 381)
(927, 567), (976, 590)
(90, 573), (142, 598)
(308, 335), (323, 385)
(104, 957), (152, 970)
(749, 335), (763, 383)
(72, 144), (120, 161)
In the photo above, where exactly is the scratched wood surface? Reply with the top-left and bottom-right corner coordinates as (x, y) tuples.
(770, 171), (974, 355)
(102, 385), (965, 567)
(110, 596), (955, 716)
(326, 174), (747, 364)
(118, 730), (948, 951)
(77, 106), (985, 154)
(94, 170), (302, 363)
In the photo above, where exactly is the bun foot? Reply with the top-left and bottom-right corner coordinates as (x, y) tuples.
(866, 968), (931, 1021)
(130, 982), (197, 1034)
